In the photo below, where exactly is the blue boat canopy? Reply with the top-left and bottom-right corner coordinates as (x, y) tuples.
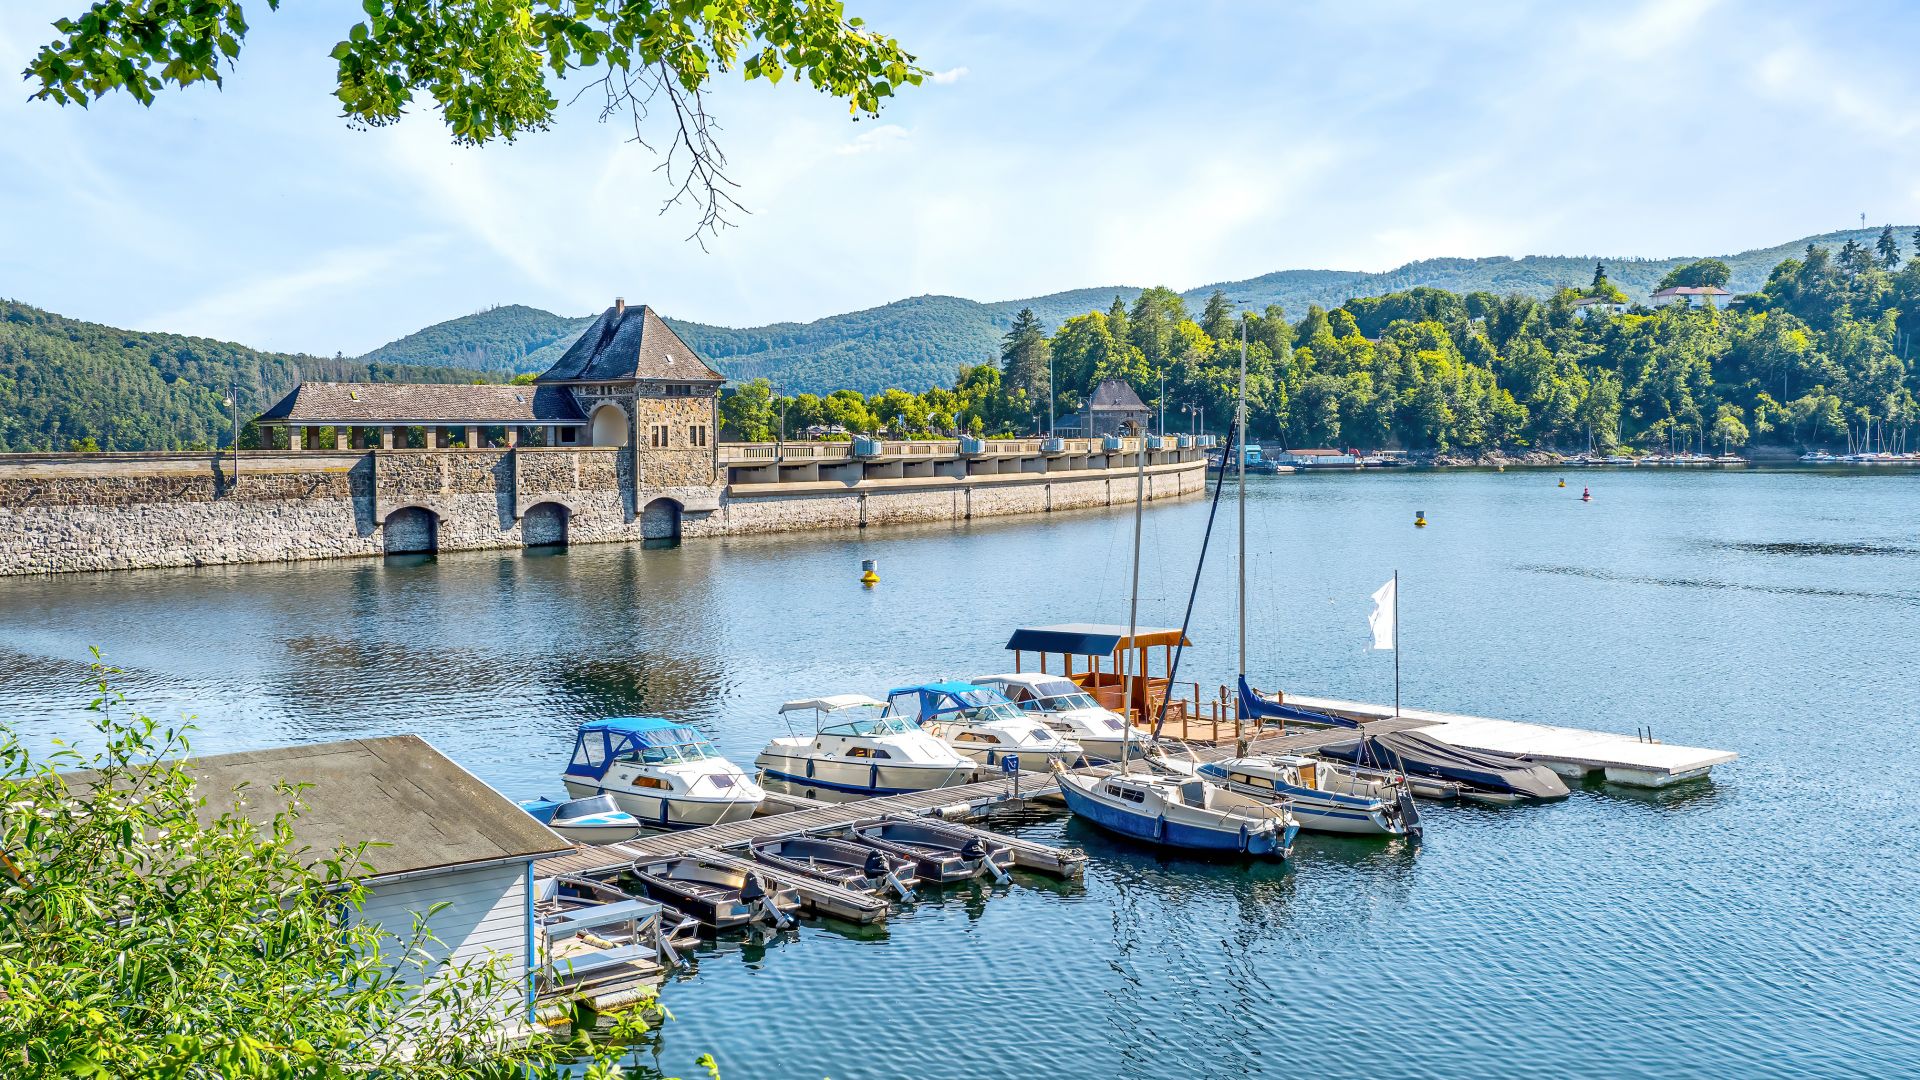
(1005, 623), (1190, 657)
(565, 717), (707, 782)
(885, 682), (1018, 723)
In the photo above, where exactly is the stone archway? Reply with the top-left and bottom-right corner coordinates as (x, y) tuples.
(589, 402), (629, 447)
(522, 501), (569, 548)
(384, 506), (438, 554)
(640, 497), (683, 542)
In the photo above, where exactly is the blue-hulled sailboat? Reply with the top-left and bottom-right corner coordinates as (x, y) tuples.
(1054, 413), (1298, 858)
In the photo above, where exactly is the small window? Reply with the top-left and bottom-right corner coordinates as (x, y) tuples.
(846, 746), (872, 758)
(650, 424), (670, 448)
(631, 776), (668, 790)
(571, 735), (606, 769)
(689, 424), (708, 447)
(872, 749), (892, 760)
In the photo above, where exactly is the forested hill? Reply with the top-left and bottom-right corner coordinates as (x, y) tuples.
(0, 300), (488, 452)
(360, 228), (1902, 393)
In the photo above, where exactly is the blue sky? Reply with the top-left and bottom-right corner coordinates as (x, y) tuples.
(4, 0), (1919, 355)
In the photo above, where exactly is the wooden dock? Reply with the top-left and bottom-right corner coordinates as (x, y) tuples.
(533, 718), (1429, 884)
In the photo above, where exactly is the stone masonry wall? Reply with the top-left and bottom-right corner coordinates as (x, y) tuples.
(0, 450), (1205, 576)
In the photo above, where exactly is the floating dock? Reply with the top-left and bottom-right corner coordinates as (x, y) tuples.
(1284, 693), (1736, 787)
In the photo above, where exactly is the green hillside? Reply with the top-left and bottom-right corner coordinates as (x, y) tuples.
(361, 228), (1900, 393)
(0, 300), (489, 452)
(359, 303), (592, 375)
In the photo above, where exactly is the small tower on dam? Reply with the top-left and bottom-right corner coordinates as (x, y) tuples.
(534, 297), (726, 537)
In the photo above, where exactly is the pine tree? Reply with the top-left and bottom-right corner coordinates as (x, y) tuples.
(1592, 262), (1608, 289)
(1200, 289), (1236, 342)
(999, 307), (1051, 426)
(1877, 224), (1902, 268)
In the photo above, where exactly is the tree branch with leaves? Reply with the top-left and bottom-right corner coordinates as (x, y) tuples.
(23, 0), (924, 243)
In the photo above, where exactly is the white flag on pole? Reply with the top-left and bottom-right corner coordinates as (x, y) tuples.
(1368, 577), (1397, 650)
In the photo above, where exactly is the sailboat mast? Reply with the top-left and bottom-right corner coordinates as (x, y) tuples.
(1237, 315), (1248, 681)
(1393, 568), (1401, 718)
(1123, 420), (1147, 777)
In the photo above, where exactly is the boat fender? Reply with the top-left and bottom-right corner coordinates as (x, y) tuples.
(805, 758), (815, 779)
(1154, 815), (1166, 842)
(1238, 822), (1250, 852)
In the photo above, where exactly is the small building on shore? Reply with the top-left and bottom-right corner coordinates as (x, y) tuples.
(167, 735), (570, 1021)
(1649, 285), (1732, 309)
(1059, 379), (1151, 438)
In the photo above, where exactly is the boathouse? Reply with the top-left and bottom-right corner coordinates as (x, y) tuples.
(161, 736), (570, 1019)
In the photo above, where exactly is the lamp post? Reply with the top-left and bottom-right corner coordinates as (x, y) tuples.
(1047, 348), (1055, 437)
(1157, 370), (1166, 437)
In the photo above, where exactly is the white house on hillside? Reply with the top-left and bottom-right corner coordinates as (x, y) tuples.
(1649, 285), (1732, 308)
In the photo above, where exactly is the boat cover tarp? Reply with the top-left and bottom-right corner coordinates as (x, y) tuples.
(1237, 677), (1362, 729)
(779, 694), (884, 714)
(1319, 730), (1569, 800)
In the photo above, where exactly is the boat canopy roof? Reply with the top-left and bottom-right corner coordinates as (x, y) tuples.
(885, 682), (1019, 722)
(778, 694), (885, 715)
(565, 717), (709, 782)
(1005, 623), (1191, 657)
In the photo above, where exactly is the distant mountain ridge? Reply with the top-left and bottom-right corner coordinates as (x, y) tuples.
(359, 228), (1899, 394)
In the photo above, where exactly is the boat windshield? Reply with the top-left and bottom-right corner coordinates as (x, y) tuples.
(821, 714), (920, 738)
(945, 701), (1024, 724)
(620, 740), (721, 767)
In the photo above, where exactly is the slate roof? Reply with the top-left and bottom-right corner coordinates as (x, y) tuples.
(1088, 378), (1149, 411)
(69, 735), (571, 880)
(1650, 286), (1732, 297)
(256, 382), (586, 425)
(536, 303), (724, 384)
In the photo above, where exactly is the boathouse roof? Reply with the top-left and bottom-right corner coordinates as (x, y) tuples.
(74, 735), (571, 880)
(1650, 285), (1732, 298)
(1087, 379), (1148, 412)
(536, 300), (724, 385)
(256, 382), (586, 426)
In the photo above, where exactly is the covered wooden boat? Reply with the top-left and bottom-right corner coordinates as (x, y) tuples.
(750, 833), (919, 898)
(847, 817), (1009, 884)
(628, 854), (801, 932)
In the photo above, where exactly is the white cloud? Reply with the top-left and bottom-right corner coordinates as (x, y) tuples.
(145, 240), (439, 348)
(835, 124), (912, 155)
(929, 66), (969, 85)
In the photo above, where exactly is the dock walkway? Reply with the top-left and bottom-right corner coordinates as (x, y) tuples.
(1286, 693), (1735, 787)
(534, 718), (1429, 881)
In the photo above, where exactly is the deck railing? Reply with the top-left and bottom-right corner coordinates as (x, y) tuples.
(718, 436), (1159, 465)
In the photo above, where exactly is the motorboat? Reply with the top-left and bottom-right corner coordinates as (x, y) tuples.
(1055, 769), (1298, 857)
(519, 793), (645, 845)
(1197, 755), (1421, 837)
(534, 873), (700, 1003)
(560, 717), (764, 829)
(628, 854), (801, 932)
(755, 695), (977, 801)
(749, 833), (920, 899)
(847, 817), (1009, 884)
(1317, 729), (1570, 803)
(883, 682), (1085, 772)
(970, 672), (1151, 764)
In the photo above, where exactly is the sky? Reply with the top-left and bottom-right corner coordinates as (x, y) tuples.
(4, 0), (1920, 356)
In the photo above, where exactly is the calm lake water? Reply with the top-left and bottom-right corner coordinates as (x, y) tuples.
(4, 468), (1919, 1078)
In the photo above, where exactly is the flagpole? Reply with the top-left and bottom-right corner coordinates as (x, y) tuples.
(1392, 569), (1400, 718)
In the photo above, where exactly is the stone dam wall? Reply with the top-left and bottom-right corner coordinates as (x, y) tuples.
(0, 449), (1207, 576)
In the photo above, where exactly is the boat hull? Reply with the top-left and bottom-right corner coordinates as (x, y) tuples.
(755, 751), (976, 800)
(1057, 775), (1290, 856)
(562, 780), (761, 830)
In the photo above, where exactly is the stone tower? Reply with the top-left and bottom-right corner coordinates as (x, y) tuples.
(535, 298), (725, 535)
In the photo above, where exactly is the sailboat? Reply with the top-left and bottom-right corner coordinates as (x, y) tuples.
(1054, 414), (1297, 858)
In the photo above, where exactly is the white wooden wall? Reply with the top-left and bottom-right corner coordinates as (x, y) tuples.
(353, 861), (529, 1015)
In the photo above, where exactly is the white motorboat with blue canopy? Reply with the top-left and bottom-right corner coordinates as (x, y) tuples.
(883, 681), (1084, 772)
(971, 672), (1150, 764)
(755, 694), (976, 801)
(561, 717), (763, 829)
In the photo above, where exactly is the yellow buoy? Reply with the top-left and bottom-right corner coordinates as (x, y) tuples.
(860, 558), (880, 586)
(1415, 510), (1427, 528)
(1558, 478), (1566, 488)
